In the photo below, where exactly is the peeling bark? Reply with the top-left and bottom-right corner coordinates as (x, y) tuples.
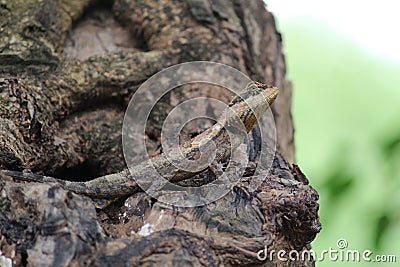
(0, 0), (320, 266)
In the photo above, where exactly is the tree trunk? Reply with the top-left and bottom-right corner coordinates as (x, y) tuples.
(0, 0), (320, 266)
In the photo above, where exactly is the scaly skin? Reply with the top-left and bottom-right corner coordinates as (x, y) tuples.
(2, 82), (278, 198)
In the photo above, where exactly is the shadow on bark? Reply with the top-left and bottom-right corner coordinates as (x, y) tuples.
(0, 0), (320, 266)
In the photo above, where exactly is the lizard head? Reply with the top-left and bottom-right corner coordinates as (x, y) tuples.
(228, 81), (279, 132)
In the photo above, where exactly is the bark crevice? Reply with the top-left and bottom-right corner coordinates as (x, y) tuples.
(0, 1), (320, 266)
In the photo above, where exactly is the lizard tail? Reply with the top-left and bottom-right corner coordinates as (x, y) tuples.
(1, 169), (61, 184)
(1, 169), (139, 199)
(1, 169), (87, 194)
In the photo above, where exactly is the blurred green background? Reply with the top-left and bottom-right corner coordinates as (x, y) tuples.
(266, 1), (400, 266)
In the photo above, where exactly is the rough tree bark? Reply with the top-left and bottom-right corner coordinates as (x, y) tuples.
(0, 0), (320, 266)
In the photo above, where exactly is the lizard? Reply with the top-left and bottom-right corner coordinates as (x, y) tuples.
(1, 82), (278, 199)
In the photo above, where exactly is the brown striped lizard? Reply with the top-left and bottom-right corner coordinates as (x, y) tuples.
(1, 82), (278, 199)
